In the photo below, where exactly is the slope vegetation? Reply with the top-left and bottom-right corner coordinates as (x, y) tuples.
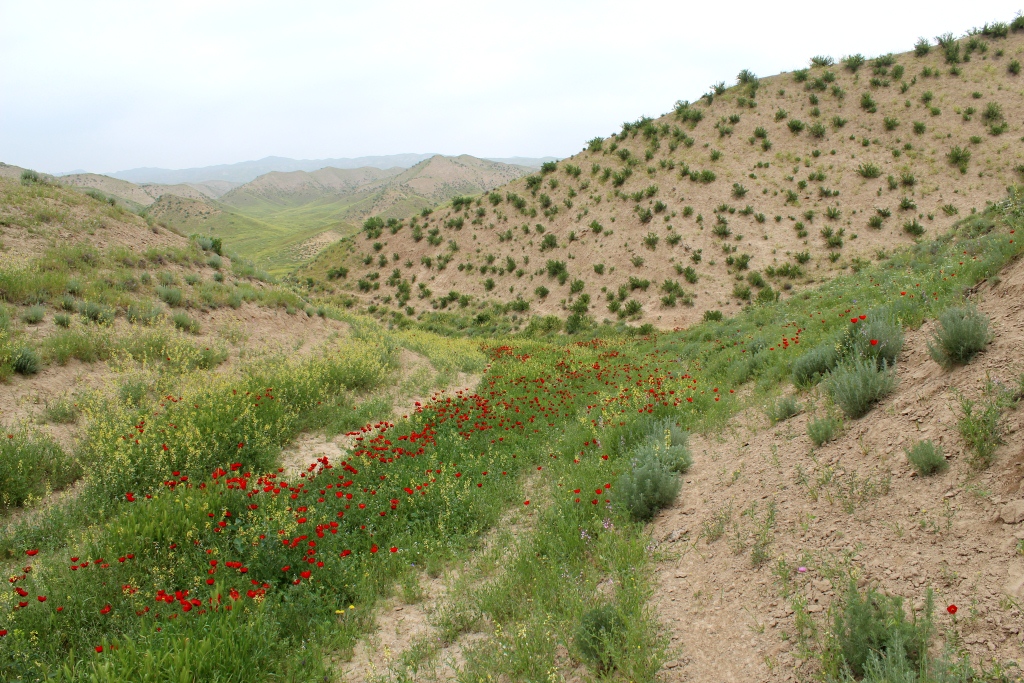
(317, 29), (1024, 330)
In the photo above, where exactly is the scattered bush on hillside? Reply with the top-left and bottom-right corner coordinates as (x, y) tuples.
(947, 145), (972, 174)
(767, 396), (801, 424)
(842, 54), (866, 71)
(21, 305), (45, 325)
(848, 314), (904, 368)
(826, 357), (898, 418)
(615, 445), (681, 522)
(825, 583), (934, 679)
(792, 341), (840, 386)
(857, 163), (881, 179)
(807, 414), (842, 446)
(172, 312), (201, 335)
(927, 304), (990, 368)
(906, 440), (948, 476)
(13, 346), (41, 376)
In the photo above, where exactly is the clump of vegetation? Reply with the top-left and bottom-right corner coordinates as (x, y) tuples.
(808, 414), (842, 446)
(927, 304), (990, 368)
(792, 341), (841, 386)
(824, 583), (934, 679)
(767, 396), (801, 424)
(575, 605), (626, 673)
(615, 445), (681, 522)
(171, 312), (201, 335)
(0, 430), (81, 511)
(826, 357), (898, 418)
(956, 387), (1009, 469)
(13, 346), (41, 376)
(905, 440), (947, 476)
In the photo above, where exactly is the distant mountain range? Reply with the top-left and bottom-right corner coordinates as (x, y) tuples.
(108, 154), (559, 185)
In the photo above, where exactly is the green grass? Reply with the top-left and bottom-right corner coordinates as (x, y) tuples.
(0, 429), (81, 512)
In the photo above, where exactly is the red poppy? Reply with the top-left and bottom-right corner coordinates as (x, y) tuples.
(870, 339), (878, 346)
(523, 500), (530, 506)
(100, 604), (111, 614)
(25, 550), (38, 557)
(95, 646), (103, 653)
(390, 546), (398, 553)
(850, 318), (858, 324)
(37, 596), (46, 602)
(0, 630), (6, 637)
(370, 544), (378, 553)
(126, 492), (135, 502)
(947, 605), (957, 615)
(300, 570), (311, 579)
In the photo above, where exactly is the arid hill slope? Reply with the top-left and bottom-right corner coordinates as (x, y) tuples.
(312, 30), (1024, 329)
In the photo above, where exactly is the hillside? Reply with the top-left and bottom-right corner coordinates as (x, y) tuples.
(154, 154), (535, 273)
(312, 29), (1024, 330)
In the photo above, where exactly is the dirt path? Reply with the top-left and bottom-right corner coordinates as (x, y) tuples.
(650, 258), (1024, 681)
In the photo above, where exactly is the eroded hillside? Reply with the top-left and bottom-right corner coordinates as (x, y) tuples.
(314, 29), (1024, 330)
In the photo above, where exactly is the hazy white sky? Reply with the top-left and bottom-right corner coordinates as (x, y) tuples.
(2, 0), (1021, 174)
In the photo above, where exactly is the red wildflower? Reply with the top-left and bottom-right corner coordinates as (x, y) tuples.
(25, 550), (38, 557)
(95, 646), (103, 653)
(37, 596), (46, 602)
(523, 500), (530, 506)
(947, 604), (957, 615)
(100, 604), (111, 614)
(370, 544), (378, 553)
(870, 339), (878, 346)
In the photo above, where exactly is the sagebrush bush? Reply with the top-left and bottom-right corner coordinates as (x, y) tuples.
(828, 582), (933, 679)
(927, 304), (990, 368)
(807, 415), (841, 446)
(957, 391), (1005, 469)
(792, 341), (840, 385)
(849, 314), (904, 368)
(615, 448), (681, 522)
(576, 605), (625, 673)
(638, 418), (692, 473)
(157, 286), (183, 307)
(172, 312), (201, 335)
(827, 357), (898, 418)
(0, 429), (81, 511)
(767, 396), (801, 424)
(21, 305), (45, 324)
(13, 346), (41, 375)
(905, 440), (947, 476)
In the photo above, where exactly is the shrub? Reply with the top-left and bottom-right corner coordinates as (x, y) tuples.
(957, 391), (1005, 469)
(912, 121), (926, 134)
(914, 37), (931, 56)
(12, 346), (41, 375)
(1009, 59), (1021, 75)
(21, 305), (45, 324)
(927, 304), (990, 368)
(792, 342), (840, 385)
(857, 163), (881, 179)
(703, 310), (722, 322)
(842, 54), (866, 71)
(0, 430), (81, 511)
(947, 146), (971, 173)
(54, 313), (71, 328)
(127, 303), (161, 325)
(828, 583), (933, 679)
(903, 220), (925, 237)
(615, 447), (680, 522)
(156, 286), (183, 307)
(860, 93), (877, 113)
(788, 119), (805, 134)
(826, 357), (898, 418)
(883, 116), (899, 131)
(808, 415), (842, 446)
(906, 440), (947, 476)
(809, 122), (826, 138)
(171, 312), (201, 335)
(767, 396), (801, 424)
(849, 314), (904, 368)
(576, 605), (625, 673)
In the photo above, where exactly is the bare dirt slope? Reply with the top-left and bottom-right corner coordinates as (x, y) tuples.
(650, 254), (1024, 682)
(321, 31), (1024, 329)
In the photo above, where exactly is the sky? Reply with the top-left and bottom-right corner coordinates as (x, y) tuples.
(2, 0), (1022, 174)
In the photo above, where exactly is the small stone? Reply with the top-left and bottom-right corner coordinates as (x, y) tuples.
(664, 660), (679, 669)
(1000, 500), (1024, 525)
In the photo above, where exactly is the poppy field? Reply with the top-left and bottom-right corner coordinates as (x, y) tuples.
(0, 200), (1021, 680)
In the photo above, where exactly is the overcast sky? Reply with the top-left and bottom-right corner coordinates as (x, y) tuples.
(2, 1), (1021, 174)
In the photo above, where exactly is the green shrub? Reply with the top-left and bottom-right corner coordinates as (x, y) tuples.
(21, 305), (45, 324)
(957, 391), (1005, 469)
(849, 314), (904, 368)
(927, 304), (989, 368)
(905, 440), (947, 476)
(13, 346), (41, 375)
(857, 163), (881, 179)
(807, 415), (842, 446)
(946, 146), (971, 173)
(827, 583), (933, 679)
(53, 313), (71, 328)
(615, 448), (680, 522)
(767, 396), (801, 424)
(127, 303), (161, 325)
(827, 357), (898, 418)
(792, 341), (840, 385)
(0, 430), (81, 511)
(172, 312), (201, 335)
(703, 310), (723, 322)
(156, 286), (183, 307)
(79, 301), (114, 325)
(575, 605), (625, 673)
